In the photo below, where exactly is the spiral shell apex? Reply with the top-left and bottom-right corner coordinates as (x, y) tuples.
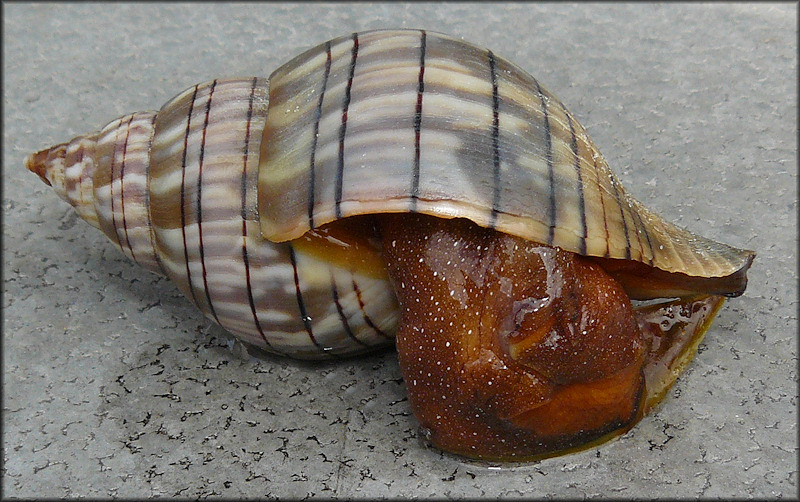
(26, 29), (754, 460)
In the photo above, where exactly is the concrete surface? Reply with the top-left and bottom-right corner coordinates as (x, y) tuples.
(2, 3), (796, 499)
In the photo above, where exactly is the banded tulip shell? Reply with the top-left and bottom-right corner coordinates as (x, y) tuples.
(27, 29), (754, 460)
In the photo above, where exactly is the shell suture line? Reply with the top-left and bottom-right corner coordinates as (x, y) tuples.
(119, 114), (139, 262)
(197, 79), (221, 324)
(108, 117), (126, 250)
(144, 112), (165, 274)
(239, 77), (281, 353)
(180, 84), (202, 309)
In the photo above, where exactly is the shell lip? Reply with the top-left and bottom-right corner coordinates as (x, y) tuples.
(591, 249), (755, 301)
(720, 250), (755, 298)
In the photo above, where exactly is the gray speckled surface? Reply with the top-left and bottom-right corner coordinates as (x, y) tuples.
(2, 3), (796, 499)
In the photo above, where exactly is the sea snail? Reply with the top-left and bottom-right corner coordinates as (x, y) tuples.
(27, 29), (754, 461)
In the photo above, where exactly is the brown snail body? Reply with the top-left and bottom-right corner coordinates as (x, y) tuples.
(26, 29), (754, 460)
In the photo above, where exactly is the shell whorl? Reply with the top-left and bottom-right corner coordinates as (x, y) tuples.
(26, 78), (398, 359)
(257, 29), (754, 283)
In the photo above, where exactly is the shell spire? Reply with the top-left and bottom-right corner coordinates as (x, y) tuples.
(26, 112), (164, 274)
(26, 135), (100, 228)
(25, 78), (400, 359)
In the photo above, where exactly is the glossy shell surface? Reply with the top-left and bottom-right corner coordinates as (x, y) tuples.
(258, 29), (753, 280)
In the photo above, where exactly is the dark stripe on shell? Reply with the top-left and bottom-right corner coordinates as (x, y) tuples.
(488, 50), (501, 229)
(331, 273), (368, 347)
(410, 29), (427, 211)
(534, 79), (556, 245)
(629, 197), (655, 265)
(119, 114), (138, 263)
(614, 177), (646, 260)
(196, 80), (220, 324)
(563, 105), (587, 255)
(335, 32), (359, 219)
(608, 172), (632, 260)
(352, 279), (391, 340)
(592, 156), (611, 257)
(289, 244), (325, 354)
(308, 41), (332, 229)
(108, 119), (124, 248)
(622, 191), (646, 260)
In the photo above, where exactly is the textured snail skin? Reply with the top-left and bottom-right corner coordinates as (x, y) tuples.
(25, 29), (754, 460)
(378, 214), (727, 460)
(379, 214), (647, 459)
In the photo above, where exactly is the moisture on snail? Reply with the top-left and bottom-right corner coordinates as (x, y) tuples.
(26, 29), (754, 461)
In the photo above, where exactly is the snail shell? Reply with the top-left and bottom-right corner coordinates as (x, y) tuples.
(26, 29), (754, 460)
